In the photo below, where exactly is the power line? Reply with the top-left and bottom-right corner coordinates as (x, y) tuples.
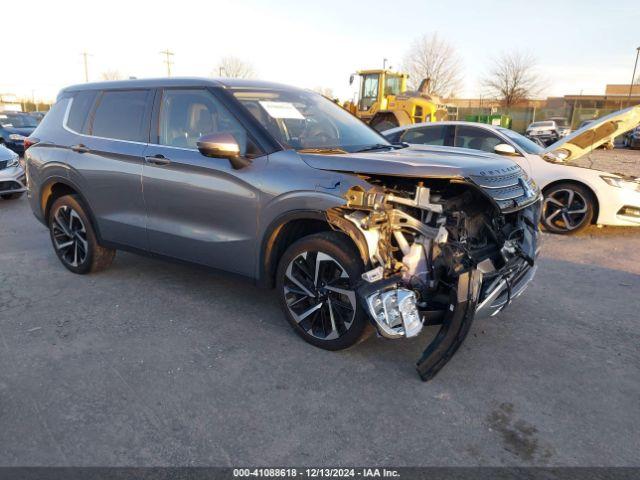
(160, 49), (174, 77)
(80, 51), (92, 82)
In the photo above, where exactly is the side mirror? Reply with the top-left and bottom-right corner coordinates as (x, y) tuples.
(197, 132), (250, 169)
(494, 143), (518, 156)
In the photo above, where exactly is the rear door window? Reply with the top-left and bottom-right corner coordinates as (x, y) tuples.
(90, 90), (152, 142)
(67, 91), (97, 134)
(400, 125), (450, 146)
(454, 125), (503, 153)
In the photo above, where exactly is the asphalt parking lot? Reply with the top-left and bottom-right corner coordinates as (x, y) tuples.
(0, 195), (639, 467)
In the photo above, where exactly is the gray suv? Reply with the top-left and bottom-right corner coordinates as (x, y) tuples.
(25, 78), (541, 380)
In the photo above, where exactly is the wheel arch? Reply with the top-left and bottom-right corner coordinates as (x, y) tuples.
(41, 178), (103, 240)
(542, 179), (600, 224)
(258, 210), (369, 289)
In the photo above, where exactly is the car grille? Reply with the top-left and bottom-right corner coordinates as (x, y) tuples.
(468, 170), (539, 212)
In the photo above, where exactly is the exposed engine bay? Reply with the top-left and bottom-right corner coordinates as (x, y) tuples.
(327, 171), (541, 381)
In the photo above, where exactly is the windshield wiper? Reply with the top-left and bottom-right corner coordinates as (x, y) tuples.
(355, 143), (407, 153)
(298, 147), (348, 154)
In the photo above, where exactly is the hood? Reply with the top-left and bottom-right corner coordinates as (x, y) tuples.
(543, 105), (640, 162)
(300, 145), (523, 179)
(0, 144), (17, 161)
(2, 126), (36, 136)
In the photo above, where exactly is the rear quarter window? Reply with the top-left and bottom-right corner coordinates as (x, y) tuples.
(67, 91), (97, 133)
(90, 90), (152, 142)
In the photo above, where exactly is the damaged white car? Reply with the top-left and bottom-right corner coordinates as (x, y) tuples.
(383, 106), (640, 234)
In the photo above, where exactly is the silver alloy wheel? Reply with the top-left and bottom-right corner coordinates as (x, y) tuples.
(51, 205), (88, 267)
(283, 251), (357, 340)
(543, 188), (589, 231)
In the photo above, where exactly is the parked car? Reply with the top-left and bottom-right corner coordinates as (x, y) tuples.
(549, 117), (571, 137)
(0, 143), (27, 199)
(623, 126), (640, 149)
(383, 110), (640, 234)
(29, 111), (48, 123)
(25, 78), (541, 381)
(0, 112), (39, 155)
(525, 120), (560, 146)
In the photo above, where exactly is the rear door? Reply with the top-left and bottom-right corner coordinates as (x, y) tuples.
(65, 89), (153, 250)
(141, 87), (264, 276)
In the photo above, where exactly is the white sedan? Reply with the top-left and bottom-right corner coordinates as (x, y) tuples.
(383, 108), (640, 234)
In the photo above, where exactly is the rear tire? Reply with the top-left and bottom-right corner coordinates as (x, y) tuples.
(1, 192), (23, 200)
(370, 114), (399, 132)
(48, 195), (115, 274)
(276, 231), (369, 351)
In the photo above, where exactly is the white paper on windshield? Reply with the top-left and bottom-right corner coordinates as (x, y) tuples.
(259, 101), (304, 120)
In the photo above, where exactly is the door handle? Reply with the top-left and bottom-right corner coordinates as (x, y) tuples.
(144, 154), (171, 166)
(71, 144), (89, 153)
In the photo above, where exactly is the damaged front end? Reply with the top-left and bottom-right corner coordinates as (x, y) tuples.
(327, 169), (541, 381)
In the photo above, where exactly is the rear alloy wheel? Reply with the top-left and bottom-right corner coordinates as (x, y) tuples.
(48, 195), (115, 274)
(542, 184), (594, 234)
(276, 232), (368, 350)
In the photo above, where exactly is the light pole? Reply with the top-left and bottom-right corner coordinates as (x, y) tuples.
(628, 46), (640, 106)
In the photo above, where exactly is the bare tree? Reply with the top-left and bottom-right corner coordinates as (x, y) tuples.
(401, 33), (463, 98)
(215, 56), (256, 79)
(482, 51), (543, 107)
(100, 70), (123, 81)
(313, 86), (334, 99)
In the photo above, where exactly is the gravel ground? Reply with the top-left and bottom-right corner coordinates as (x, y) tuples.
(0, 196), (639, 467)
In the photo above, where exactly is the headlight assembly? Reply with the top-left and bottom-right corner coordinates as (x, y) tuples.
(7, 154), (19, 168)
(601, 175), (640, 192)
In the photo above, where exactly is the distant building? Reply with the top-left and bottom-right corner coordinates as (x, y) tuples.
(564, 84), (640, 111)
(0, 94), (22, 112)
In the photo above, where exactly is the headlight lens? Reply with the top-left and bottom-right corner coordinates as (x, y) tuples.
(6, 154), (19, 168)
(9, 133), (26, 141)
(601, 175), (640, 192)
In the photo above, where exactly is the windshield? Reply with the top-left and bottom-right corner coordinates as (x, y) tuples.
(497, 127), (545, 155)
(233, 89), (389, 152)
(0, 114), (38, 128)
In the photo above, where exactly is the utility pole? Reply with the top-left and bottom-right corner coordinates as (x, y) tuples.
(160, 49), (174, 77)
(219, 66), (226, 77)
(383, 58), (388, 70)
(628, 46), (640, 106)
(80, 51), (91, 82)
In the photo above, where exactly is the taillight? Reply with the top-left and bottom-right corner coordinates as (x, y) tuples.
(23, 137), (38, 151)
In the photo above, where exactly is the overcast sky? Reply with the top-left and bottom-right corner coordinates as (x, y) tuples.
(2, 0), (639, 103)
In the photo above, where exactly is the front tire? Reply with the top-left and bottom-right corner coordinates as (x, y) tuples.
(48, 195), (116, 274)
(276, 232), (369, 351)
(542, 183), (595, 234)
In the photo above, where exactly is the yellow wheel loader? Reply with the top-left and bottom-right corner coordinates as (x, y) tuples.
(344, 69), (449, 131)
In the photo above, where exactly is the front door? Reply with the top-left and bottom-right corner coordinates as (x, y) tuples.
(142, 88), (264, 277)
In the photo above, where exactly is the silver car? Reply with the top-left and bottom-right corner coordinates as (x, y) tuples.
(0, 144), (26, 200)
(25, 78), (541, 381)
